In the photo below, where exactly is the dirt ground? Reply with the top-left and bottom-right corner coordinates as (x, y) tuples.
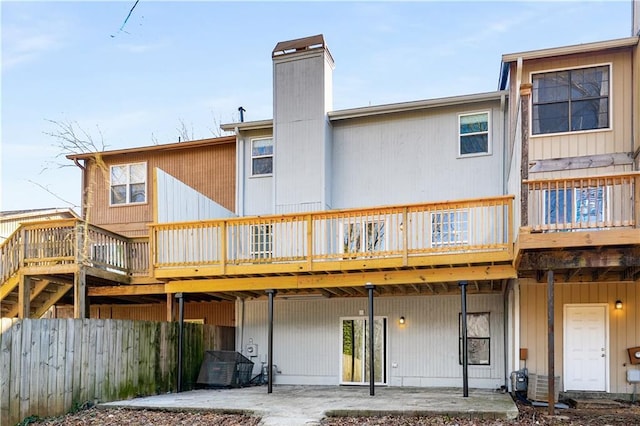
(25, 399), (640, 425)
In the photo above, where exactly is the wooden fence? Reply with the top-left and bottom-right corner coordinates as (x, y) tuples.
(0, 318), (215, 426)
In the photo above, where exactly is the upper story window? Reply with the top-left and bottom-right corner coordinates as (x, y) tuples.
(110, 162), (146, 205)
(532, 65), (610, 135)
(251, 138), (273, 176)
(459, 112), (490, 156)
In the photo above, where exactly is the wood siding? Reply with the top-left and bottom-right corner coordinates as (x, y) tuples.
(85, 142), (235, 237)
(330, 102), (505, 209)
(54, 301), (235, 326)
(239, 294), (504, 388)
(518, 279), (639, 394)
(523, 50), (634, 174)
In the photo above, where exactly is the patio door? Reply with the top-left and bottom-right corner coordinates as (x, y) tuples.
(340, 317), (387, 385)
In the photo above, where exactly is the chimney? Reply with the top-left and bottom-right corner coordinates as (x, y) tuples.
(271, 35), (335, 213)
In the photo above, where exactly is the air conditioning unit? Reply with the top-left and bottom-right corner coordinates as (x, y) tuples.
(527, 374), (560, 402)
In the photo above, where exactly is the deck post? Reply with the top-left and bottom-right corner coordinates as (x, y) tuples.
(166, 293), (175, 322)
(73, 268), (87, 319)
(547, 270), (555, 415)
(365, 282), (375, 396)
(459, 280), (469, 397)
(18, 274), (31, 319)
(266, 289), (277, 394)
(520, 83), (532, 227)
(176, 292), (184, 392)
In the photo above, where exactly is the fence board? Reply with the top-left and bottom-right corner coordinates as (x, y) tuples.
(1, 319), (212, 425)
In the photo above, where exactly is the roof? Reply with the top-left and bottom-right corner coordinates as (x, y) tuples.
(222, 91), (507, 130)
(0, 208), (79, 220)
(499, 36), (639, 90)
(67, 135), (236, 161)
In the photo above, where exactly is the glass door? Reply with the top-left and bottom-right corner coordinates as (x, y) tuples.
(340, 317), (387, 385)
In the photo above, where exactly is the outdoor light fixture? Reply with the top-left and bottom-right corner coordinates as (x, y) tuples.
(615, 300), (623, 310)
(399, 316), (405, 325)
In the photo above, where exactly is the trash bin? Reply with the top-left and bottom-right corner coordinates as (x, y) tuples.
(197, 350), (254, 387)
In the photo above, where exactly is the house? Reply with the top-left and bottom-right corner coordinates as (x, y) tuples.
(1, 9), (639, 397)
(0, 208), (78, 244)
(501, 34), (640, 395)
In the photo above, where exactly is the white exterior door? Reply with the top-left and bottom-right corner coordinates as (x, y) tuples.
(563, 304), (608, 391)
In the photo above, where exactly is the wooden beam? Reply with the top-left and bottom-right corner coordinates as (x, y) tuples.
(33, 284), (72, 318)
(0, 274), (20, 302)
(520, 83), (531, 227)
(5, 279), (51, 318)
(88, 284), (165, 296)
(18, 275), (31, 319)
(517, 228), (640, 251)
(529, 153), (633, 173)
(74, 268), (87, 319)
(519, 248), (640, 271)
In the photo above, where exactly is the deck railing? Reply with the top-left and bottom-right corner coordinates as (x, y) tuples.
(151, 196), (514, 275)
(0, 220), (150, 285)
(526, 172), (639, 232)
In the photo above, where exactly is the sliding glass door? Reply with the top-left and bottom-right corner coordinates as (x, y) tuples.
(340, 317), (387, 385)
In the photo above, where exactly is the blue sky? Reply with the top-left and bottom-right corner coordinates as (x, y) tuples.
(1, 1), (634, 212)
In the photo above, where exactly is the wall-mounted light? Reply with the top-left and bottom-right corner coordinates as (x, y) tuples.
(615, 300), (623, 310)
(399, 316), (405, 325)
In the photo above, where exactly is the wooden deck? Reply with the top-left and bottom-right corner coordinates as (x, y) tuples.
(2, 171), (637, 317)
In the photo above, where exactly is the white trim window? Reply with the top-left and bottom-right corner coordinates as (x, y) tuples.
(431, 210), (468, 247)
(110, 162), (147, 205)
(532, 65), (610, 135)
(459, 112), (490, 156)
(459, 312), (490, 365)
(250, 224), (273, 259)
(251, 138), (273, 176)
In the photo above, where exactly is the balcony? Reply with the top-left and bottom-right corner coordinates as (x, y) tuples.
(517, 172), (640, 281)
(150, 196), (515, 284)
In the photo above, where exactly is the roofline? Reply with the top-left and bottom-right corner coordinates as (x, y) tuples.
(501, 36), (639, 64)
(66, 135), (236, 161)
(0, 208), (79, 219)
(220, 119), (274, 132)
(327, 91), (507, 121)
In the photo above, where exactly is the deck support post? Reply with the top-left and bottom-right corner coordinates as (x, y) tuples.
(176, 292), (184, 392)
(73, 268), (87, 319)
(266, 289), (277, 394)
(547, 270), (555, 416)
(166, 293), (175, 322)
(365, 282), (375, 396)
(18, 274), (31, 319)
(459, 280), (469, 397)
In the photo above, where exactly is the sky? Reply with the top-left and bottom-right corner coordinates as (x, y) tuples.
(0, 0), (635, 213)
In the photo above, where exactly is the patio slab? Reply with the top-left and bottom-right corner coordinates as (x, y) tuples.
(100, 385), (519, 426)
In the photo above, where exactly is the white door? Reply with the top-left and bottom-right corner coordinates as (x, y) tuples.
(563, 304), (608, 391)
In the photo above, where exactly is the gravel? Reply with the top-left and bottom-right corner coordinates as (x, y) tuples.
(24, 400), (640, 425)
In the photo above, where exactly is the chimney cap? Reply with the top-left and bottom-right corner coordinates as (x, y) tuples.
(273, 34), (326, 57)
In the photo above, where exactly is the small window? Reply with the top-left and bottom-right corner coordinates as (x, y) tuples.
(250, 224), (273, 259)
(431, 211), (468, 247)
(110, 163), (146, 205)
(532, 65), (610, 135)
(459, 112), (489, 156)
(251, 138), (273, 176)
(459, 312), (490, 365)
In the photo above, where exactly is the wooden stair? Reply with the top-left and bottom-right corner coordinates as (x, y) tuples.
(0, 278), (72, 318)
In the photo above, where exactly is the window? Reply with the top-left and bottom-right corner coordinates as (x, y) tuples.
(532, 65), (610, 135)
(459, 312), (490, 365)
(342, 220), (386, 255)
(431, 211), (468, 246)
(459, 112), (489, 156)
(110, 163), (146, 205)
(544, 187), (608, 226)
(250, 224), (273, 259)
(251, 138), (273, 176)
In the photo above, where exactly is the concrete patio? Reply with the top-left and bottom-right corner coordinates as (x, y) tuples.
(100, 385), (519, 425)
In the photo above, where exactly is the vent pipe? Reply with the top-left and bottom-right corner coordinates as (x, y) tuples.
(238, 106), (246, 123)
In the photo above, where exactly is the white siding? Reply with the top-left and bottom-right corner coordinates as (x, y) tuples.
(238, 294), (505, 388)
(330, 102), (505, 209)
(156, 168), (235, 223)
(242, 138), (273, 216)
